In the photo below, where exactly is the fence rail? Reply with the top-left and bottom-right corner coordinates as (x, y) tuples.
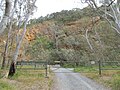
(98, 60), (120, 75)
(16, 60), (120, 76)
(16, 60), (48, 77)
(16, 61), (46, 65)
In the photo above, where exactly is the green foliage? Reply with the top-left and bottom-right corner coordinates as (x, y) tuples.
(46, 9), (82, 23)
(49, 49), (61, 62)
(25, 35), (53, 60)
(29, 7), (96, 24)
(32, 36), (54, 50)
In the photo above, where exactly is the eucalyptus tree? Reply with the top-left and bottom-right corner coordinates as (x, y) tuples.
(1, 0), (18, 69)
(81, 0), (120, 34)
(0, 0), (37, 76)
(8, 0), (37, 76)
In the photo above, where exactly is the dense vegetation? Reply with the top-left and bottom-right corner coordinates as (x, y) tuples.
(26, 7), (120, 64)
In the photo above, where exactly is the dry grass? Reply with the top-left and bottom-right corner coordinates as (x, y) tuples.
(0, 69), (54, 90)
(81, 70), (120, 90)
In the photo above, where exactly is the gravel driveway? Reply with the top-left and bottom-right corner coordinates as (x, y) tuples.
(51, 67), (110, 90)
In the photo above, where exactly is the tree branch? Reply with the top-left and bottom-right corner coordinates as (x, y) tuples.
(107, 0), (116, 7)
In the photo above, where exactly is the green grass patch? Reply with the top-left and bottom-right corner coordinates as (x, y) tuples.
(0, 69), (53, 90)
(16, 65), (45, 70)
(62, 63), (75, 68)
(74, 66), (120, 89)
(101, 65), (120, 69)
(112, 74), (120, 90)
(0, 80), (15, 90)
(10, 70), (45, 81)
(0, 70), (4, 78)
(74, 66), (98, 73)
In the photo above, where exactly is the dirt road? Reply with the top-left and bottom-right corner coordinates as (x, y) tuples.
(51, 67), (110, 90)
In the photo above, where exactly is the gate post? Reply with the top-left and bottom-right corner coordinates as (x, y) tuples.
(48, 61), (50, 73)
(45, 61), (48, 78)
(74, 61), (76, 70)
(98, 60), (101, 76)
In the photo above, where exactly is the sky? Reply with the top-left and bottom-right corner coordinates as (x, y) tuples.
(32, 0), (88, 18)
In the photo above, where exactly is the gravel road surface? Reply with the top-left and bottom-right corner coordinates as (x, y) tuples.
(51, 67), (110, 90)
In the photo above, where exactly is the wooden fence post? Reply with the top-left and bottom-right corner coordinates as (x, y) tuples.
(45, 61), (48, 78)
(34, 62), (36, 70)
(98, 60), (101, 76)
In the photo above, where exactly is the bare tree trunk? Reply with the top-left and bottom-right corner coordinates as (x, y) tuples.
(1, 22), (13, 69)
(8, 61), (15, 76)
(8, 0), (36, 76)
(7, 37), (14, 68)
(8, 15), (29, 76)
(1, 39), (8, 69)
(1, 0), (18, 69)
(85, 29), (94, 51)
(0, 0), (11, 34)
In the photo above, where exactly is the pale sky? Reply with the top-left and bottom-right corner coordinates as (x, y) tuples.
(32, 0), (88, 18)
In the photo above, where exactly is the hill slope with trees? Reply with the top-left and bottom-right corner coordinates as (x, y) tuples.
(23, 7), (120, 64)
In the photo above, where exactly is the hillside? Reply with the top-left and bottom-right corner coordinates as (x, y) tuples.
(21, 7), (120, 63)
(0, 7), (119, 64)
